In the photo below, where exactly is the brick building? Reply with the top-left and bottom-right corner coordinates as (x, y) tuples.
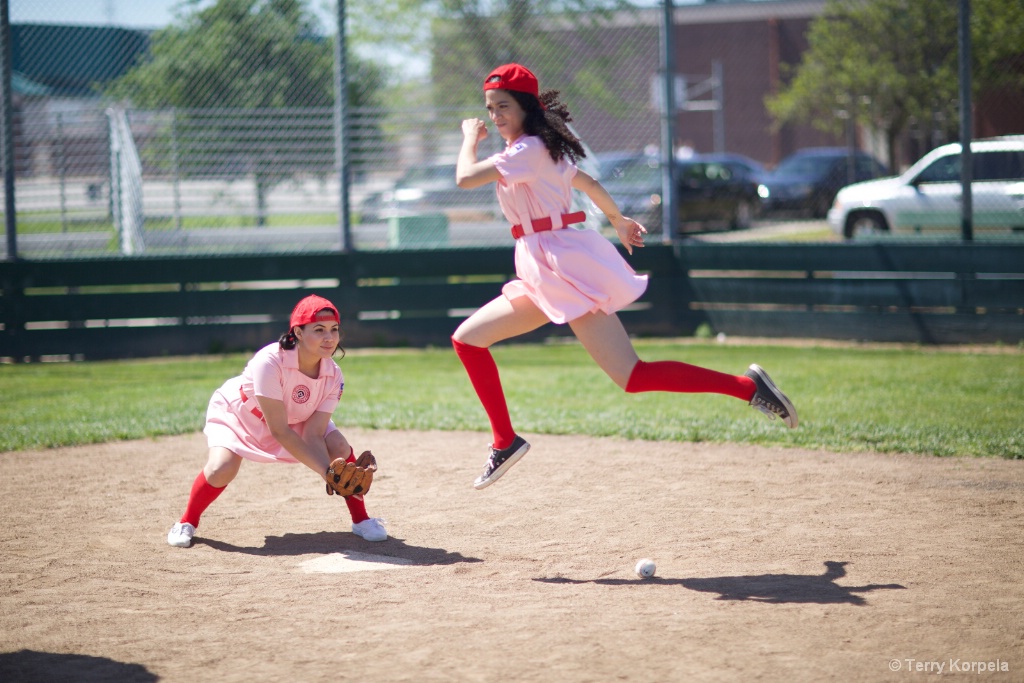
(434, 0), (1022, 172)
(569, 0), (842, 168)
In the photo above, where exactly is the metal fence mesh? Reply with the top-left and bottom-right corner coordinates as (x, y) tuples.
(3, 0), (1023, 259)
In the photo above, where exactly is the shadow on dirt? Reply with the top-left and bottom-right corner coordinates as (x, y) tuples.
(535, 561), (905, 605)
(195, 531), (482, 565)
(0, 650), (157, 682)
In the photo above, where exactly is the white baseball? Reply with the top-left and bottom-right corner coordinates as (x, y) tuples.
(634, 558), (656, 578)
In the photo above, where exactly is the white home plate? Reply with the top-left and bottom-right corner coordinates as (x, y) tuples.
(299, 551), (416, 574)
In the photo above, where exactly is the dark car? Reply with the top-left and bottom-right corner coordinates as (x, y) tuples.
(757, 147), (888, 218)
(359, 163), (495, 223)
(597, 152), (766, 232)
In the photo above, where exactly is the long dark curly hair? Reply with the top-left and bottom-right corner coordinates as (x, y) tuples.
(507, 89), (586, 164)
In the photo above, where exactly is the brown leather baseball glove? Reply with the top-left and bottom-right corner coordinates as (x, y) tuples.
(325, 450), (377, 497)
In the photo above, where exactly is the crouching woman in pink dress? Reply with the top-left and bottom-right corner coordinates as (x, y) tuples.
(167, 294), (387, 547)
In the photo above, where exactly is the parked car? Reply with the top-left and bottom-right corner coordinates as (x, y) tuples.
(596, 152), (766, 232)
(758, 147), (889, 218)
(359, 163), (494, 222)
(595, 150), (649, 180)
(828, 136), (1024, 239)
(595, 152), (662, 227)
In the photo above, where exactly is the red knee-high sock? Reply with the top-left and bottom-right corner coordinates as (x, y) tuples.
(342, 449), (370, 524)
(452, 337), (516, 450)
(625, 360), (756, 401)
(181, 471), (227, 528)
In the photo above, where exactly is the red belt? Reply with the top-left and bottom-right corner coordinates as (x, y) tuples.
(510, 211), (587, 239)
(240, 387), (264, 421)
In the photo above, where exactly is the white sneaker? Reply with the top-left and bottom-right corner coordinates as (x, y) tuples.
(167, 522), (196, 548)
(351, 518), (387, 542)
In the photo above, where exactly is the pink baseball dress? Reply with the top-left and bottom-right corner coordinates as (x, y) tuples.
(489, 135), (648, 324)
(203, 343), (343, 463)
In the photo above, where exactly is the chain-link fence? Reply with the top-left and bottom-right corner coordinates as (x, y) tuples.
(3, 0), (1023, 260)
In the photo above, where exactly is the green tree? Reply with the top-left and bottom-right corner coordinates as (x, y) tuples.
(349, 0), (639, 111)
(766, 0), (1024, 168)
(436, 0), (638, 108)
(107, 0), (385, 224)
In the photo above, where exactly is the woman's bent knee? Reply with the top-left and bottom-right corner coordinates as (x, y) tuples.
(203, 448), (241, 486)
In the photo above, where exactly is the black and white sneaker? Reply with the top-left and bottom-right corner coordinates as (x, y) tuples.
(745, 364), (798, 429)
(473, 435), (531, 490)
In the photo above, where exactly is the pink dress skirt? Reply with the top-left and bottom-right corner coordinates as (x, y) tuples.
(502, 227), (649, 324)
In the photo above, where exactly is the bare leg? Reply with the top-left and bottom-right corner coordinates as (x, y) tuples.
(174, 447), (240, 536)
(570, 311), (759, 400)
(453, 294), (551, 347)
(452, 295), (549, 450)
(452, 294), (546, 484)
(568, 311), (640, 389)
(203, 446), (243, 488)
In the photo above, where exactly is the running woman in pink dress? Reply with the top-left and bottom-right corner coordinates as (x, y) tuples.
(167, 294), (387, 547)
(453, 63), (797, 490)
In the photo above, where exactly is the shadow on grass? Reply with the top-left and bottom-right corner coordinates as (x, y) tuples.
(535, 560), (905, 605)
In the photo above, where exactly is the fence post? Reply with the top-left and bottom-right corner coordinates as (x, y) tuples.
(333, 0), (353, 253)
(0, 263), (23, 361)
(109, 109), (122, 250)
(1, 0), (16, 262)
(57, 112), (68, 234)
(659, 0), (677, 245)
(958, 0), (973, 242)
(107, 107), (145, 255)
(712, 60), (725, 154)
(171, 108), (182, 232)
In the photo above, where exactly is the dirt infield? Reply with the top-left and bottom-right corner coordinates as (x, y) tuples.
(1, 429), (1022, 682)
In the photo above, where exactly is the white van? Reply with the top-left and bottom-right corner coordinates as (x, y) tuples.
(828, 136), (1024, 239)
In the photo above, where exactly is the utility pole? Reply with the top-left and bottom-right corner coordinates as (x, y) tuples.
(334, 0), (353, 252)
(1, 0), (15, 261)
(659, 0), (676, 245)
(958, 0), (973, 241)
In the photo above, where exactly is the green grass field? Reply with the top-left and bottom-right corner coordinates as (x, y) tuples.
(2, 340), (1021, 458)
(17, 212), (342, 234)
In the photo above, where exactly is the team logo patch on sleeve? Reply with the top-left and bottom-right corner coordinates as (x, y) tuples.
(292, 385), (311, 404)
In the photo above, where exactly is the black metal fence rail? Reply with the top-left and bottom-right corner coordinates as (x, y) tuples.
(683, 242), (1024, 344)
(2, 242), (1022, 362)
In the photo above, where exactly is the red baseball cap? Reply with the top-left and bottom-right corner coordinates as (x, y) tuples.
(289, 294), (339, 329)
(483, 63), (540, 99)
